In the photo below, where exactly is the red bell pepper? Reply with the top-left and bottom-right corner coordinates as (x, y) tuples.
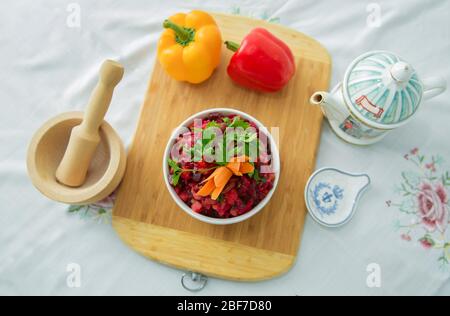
(225, 28), (295, 93)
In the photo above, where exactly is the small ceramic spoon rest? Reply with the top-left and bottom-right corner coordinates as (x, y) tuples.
(305, 168), (370, 227)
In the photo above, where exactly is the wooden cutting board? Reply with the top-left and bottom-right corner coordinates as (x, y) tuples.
(112, 13), (331, 281)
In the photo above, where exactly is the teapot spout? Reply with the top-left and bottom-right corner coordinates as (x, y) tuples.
(310, 91), (348, 123)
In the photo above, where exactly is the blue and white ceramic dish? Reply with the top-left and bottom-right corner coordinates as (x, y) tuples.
(305, 167), (370, 227)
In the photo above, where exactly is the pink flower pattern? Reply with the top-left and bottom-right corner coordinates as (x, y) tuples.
(417, 183), (448, 233)
(389, 148), (450, 269)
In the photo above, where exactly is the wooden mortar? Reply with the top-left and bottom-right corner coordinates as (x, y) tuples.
(27, 60), (126, 204)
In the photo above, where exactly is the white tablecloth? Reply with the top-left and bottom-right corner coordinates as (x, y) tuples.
(1, 0), (449, 295)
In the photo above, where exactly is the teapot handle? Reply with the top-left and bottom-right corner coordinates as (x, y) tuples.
(422, 76), (447, 100)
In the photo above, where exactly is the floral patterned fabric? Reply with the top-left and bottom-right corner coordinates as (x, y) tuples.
(389, 149), (450, 270)
(1, 0), (449, 295)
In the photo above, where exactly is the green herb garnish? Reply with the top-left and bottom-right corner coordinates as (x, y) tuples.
(168, 158), (218, 186)
(228, 116), (250, 129)
(206, 121), (220, 128)
(249, 166), (265, 183)
(168, 158), (183, 186)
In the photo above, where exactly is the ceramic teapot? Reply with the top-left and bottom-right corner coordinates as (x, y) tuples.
(310, 51), (447, 145)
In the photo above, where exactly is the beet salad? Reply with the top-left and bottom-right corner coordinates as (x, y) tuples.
(167, 113), (276, 219)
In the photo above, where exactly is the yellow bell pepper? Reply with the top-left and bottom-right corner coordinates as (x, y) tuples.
(157, 11), (222, 84)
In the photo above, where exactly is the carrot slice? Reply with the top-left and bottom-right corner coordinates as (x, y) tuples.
(227, 162), (242, 176)
(201, 167), (220, 183)
(197, 178), (215, 196)
(239, 162), (254, 174)
(213, 167), (233, 188)
(196, 156), (255, 200)
(211, 184), (226, 200)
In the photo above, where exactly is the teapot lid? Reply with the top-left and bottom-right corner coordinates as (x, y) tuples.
(343, 51), (423, 129)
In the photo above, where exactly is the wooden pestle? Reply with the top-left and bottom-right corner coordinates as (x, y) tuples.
(56, 60), (124, 187)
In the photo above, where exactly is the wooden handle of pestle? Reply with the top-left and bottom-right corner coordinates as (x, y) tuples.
(56, 60), (124, 187)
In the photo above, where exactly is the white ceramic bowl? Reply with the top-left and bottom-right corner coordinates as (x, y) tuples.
(163, 108), (280, 225)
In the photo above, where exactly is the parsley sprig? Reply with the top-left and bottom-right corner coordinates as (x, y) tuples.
(223, 116), (250, 129)
(168, 158), (217, 186)
(168, 116), (265, 186)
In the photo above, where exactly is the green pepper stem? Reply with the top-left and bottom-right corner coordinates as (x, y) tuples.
(163, 19), (190, 42)
(224, 41), (240, 52)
